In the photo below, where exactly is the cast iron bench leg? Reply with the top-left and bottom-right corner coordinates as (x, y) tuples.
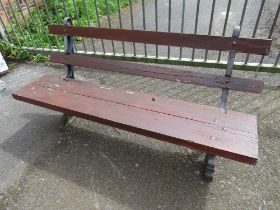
(61, 114), (76, 129)
(203, 154), (216, 181)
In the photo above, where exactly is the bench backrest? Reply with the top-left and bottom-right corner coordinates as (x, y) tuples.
(48, 25), (272, 55)
(47, 17), (273, 112)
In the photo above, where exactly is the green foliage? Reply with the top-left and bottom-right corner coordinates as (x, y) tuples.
(5, 0), (130, 59)
(0, 40), (48, 62)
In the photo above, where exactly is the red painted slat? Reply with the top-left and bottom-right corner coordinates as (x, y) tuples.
(12, 76), (258, 164)
(48, 25), (272, 55)
(33, 75), (258, 137)
(50, 53), (264, 93)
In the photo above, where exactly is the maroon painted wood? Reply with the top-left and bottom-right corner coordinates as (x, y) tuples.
(50, 53), (264, 93)
(48, 25), (272, 55)
(12, 75), (258, 164)
(33, 75), (258, 135)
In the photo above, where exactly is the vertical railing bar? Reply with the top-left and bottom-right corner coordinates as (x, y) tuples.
(0, 0), (22, 46)
(53, 0), (62, 23)
(105, 0), (115, 55)
(204, 0), (216, 61)
(155, 0), (158, 58)
(0, 0), (20, 45)
(72, 0), (87, 53)
(117, 0), (125, 55)
(129, 0), (136, 56)
(32, 0), (52, 49)
(61, 0), (69, 19)
(42, 0), (60, 50)
(0, 16), (14, 44)
(179, 0), (186, 59)
(15, 0), (35, 48)
(23, 0), (44, 48)
(93, 0), (105, 54)
(82, 0), (96, 53)
(0, 14), (13, 44)
(260, 3), (279, 65)
(7, 0), (29, 47)
(0, 20), (8, 42)
(217, 0), (231, 62)
(167, 0), (171, 59)
(61, 0), (77, 52)
(142, 0), (147, 57)
(191, 0), (200, 60)
(239, 0), (248, 28)
(221, 1), (231, 35)
(244, 0), (265, 64)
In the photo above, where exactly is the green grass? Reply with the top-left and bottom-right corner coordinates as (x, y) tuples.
(5, 0), (130, 52)
(0, 40), (49, 62)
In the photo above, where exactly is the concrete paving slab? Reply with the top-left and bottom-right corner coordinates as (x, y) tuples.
(0, 62), (279, 210)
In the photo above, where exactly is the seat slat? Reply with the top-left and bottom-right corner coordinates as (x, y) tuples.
(48, 25), (272, 55)
(33, 75), (258, 136)
(12, 76), (258, 164)
(50, 53), (264, 94)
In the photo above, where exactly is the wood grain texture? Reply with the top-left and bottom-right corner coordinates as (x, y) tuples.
(12, 75), (258, 164)
(50, 53), (264, 93)
(48, 25), (272, 55)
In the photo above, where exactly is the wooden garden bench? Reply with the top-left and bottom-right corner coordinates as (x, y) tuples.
(12, 17), (272, 181)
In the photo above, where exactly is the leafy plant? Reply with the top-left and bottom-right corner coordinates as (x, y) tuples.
(6, 0), (131, 51)
(0, 40), (48, 62)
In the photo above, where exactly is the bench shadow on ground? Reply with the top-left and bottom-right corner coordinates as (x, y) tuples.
(1, 113), (209, 209)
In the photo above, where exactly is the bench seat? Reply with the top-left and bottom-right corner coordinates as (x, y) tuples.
(12, 75), (258, 164)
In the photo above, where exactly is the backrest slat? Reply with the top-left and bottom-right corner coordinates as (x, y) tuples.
(48, 25), (272, 55)
(49, 52), (264, 94)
